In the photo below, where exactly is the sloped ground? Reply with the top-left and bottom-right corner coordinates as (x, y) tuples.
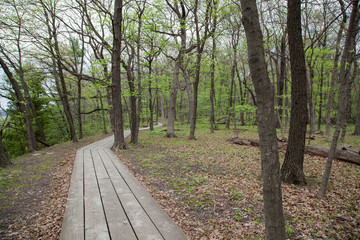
(117, 126), (360, 239)
(0, 133), (112, 240)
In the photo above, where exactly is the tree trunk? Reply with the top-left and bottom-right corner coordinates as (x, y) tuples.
(340, 56), (357, 142)
(325, 0), (346, 137)
(148, 61), (154, 131)
(0, 136), (11, 167)
(77, 76), (83, 139)
(167, 57), (181, 138)
(111, 0), (126, 151)
(240, 1), (286, 239)
(281, 0), (308, 185)
(210, 35), (216, 133)
(354, 75), (360, 135)
(277, 34), (286, 124)
(318, 0), (359, 199)
(0, 56), (37, 152)
(135, 6), (145, 141)
(98, 89), (108, 134)
(18, 69), (47, 144)
(42, 4), (78, 143)
(307, 67), (316, 137)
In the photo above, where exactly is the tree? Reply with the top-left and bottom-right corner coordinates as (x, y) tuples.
(281, 0), (308, 185)
(111, 0), (127, 151)
(0, 56), (37, 152)
(318, 0), (360, 199)
(325, 0), (347, 137)
(239, 1), (286, 239)
(39, 0), (78, 143)
(164, 0), (189, 138)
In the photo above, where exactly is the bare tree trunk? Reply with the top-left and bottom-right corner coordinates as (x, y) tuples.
(307, 67), (316, 137)
(166, 0), (188, 138)
(354, 71), (360, 135)
(111, 0), (126, 151)
(77, 76), (83, 139)
(325, 0), (346, 137)
(0, 136), (11, 167)
(135, 3), (145, 141)
(97, 89), (108, 134)
(0, 57), (37, 152)
(148, 60), (154, 131)
(281, 0), (308, 185)
(210, 35), (216, 133)
(240, 1), (286, 239)
(318, 0), (359, 199)
(159, 93), (166, 126)
(340, 59), (357, 142)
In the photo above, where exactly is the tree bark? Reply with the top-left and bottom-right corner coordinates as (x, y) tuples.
(0, 136), (11, 167)
(318, 0), (360, 199)
(281, 0), (308, 185)
(240, 1), (286, 239)
(210, 35), (216, 133)
(111, 0), (126, 151)
(354, 74), (360, 135)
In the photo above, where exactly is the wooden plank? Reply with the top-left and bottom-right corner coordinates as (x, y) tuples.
(91, 150), (109, 180)
(70, 149), (83, 182)
(100, 149), (164, 240)
(60, 180), (84, 240)
(84, 196), (110, 240)
(84, 150), (99, 198)
(104, 148), (189, 240)
(98, 178), (137, 240)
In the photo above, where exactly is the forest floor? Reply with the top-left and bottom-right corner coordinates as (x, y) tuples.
(118, 124), (360, 240)
(0, 132), (112, 239)
(0, 124), (359, 239)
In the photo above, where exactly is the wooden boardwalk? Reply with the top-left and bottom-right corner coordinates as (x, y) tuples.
(60, 130), (188, 240)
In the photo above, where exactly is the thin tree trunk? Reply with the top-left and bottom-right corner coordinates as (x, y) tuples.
(0, 57), (37, 152)
(318, 0), (359, 199)
(354, 67), (360, 135)
(135, 4), (145, 141)
(210, 35), (216, 133)
(307, 67), (316, 136)
(325, 0), (346, 137)
(148, 61), (154, 131)
(277, 34), (286, 124)
(240, 1), (286, 239)
(281, 0), (308, 185)
(98, 89), (108, 134)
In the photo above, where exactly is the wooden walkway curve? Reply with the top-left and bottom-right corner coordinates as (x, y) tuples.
(60, 130), (188, 240)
